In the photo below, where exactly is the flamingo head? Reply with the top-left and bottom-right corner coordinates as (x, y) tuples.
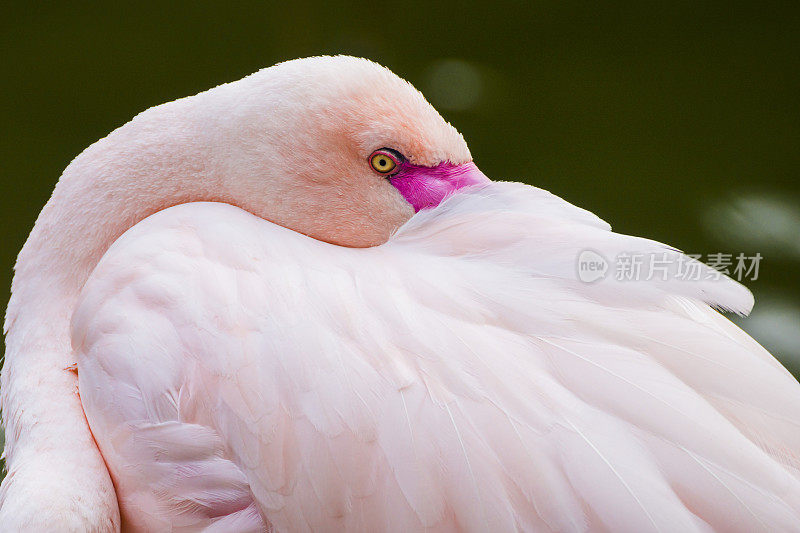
(204, 56), (489, 247)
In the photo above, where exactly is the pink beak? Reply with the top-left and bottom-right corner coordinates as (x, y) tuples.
(389, 162), (491, 212)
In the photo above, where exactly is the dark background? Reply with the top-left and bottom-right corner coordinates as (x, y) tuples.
(2, 2), (799, 460)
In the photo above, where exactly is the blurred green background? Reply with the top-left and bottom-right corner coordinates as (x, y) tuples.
(1, 2), (799, 465)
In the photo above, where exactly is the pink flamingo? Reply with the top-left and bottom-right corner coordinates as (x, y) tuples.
(1, 56), (799, 531)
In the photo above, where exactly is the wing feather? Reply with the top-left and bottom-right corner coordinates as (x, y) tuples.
(74, 183), (800, 532)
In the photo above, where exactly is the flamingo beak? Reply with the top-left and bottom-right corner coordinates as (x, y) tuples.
(389, 162), (491, 212)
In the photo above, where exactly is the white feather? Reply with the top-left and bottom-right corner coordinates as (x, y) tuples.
(73, 182), (800, 531)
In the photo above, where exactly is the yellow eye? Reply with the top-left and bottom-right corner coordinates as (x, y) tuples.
(369, 151), (398, 174)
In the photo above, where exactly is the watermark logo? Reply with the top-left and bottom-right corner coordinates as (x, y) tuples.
(575, 250), (762, 283)
(577, 249), (609, 282)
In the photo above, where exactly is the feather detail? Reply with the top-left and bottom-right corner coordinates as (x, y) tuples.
(74, 183), (800, 531)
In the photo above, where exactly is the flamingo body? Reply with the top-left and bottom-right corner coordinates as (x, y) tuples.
(74, 185), (800, 531)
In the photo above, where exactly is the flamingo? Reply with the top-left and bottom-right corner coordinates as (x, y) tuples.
(1, 55), (799, 532)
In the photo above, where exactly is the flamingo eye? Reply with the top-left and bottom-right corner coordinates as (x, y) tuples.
(369, 149), (400, 174)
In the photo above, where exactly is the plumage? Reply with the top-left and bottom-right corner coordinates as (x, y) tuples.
(2, 56), (799, 531)
(71, 185), (800, 531)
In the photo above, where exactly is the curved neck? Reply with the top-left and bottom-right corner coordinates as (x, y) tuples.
(0, 105), (217, 528)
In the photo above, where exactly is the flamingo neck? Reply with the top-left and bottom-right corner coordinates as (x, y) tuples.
(0, 105), (215, 529)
